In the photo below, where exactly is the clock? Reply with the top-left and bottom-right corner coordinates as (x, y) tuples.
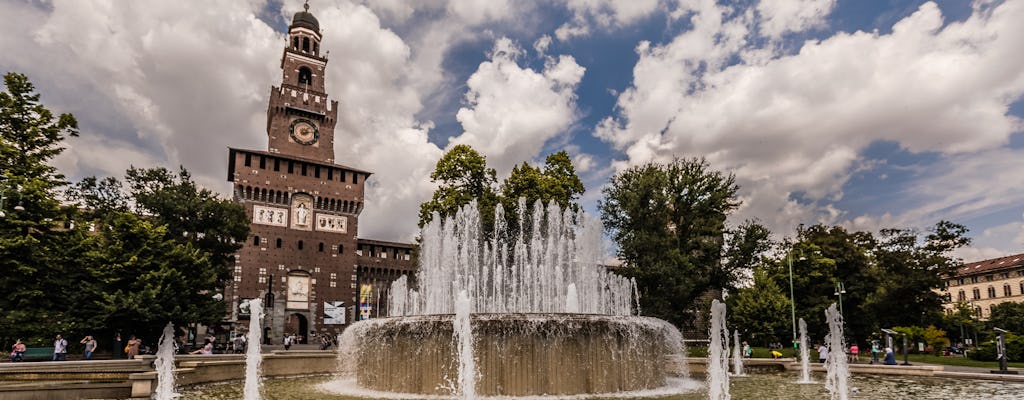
(289, 119), (319, 145)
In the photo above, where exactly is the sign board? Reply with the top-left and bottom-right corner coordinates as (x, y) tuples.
(324, 301), (346, 325)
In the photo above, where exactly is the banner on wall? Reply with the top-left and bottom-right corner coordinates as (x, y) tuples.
(359, 284), (373, 320)
(324, 301), (346, 325)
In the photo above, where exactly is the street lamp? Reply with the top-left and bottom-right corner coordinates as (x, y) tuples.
(788, 252), (807, 343)
(834, 281), (846, 319)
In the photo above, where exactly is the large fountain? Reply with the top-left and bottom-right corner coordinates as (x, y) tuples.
(337, 200), (686, 397)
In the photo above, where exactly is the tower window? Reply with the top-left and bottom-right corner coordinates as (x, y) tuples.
(274, 158), (280, 171)
(318, 242), (324, 252)
(253, 236), (260, 246)
(302, 37), (310, 52)
(353, 173), (359, 184)
(327, 168), (333, 180)
(313, 41), (319, 55)
(338, 244), (344, 254)
(298, 240), (304, 250)
(339, 170), (346, 182)
(293, 37), (299, 50)
(259, 156), (266, 169)
(301, 163), (307, 176)
(298, 67), (312, 86)
(276, 238), (282, 248)
(244, 153), (251, 167)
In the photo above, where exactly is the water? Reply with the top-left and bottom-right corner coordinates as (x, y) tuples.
(154, 322), (177, 400)
(454, 290), (476, 399)
(797, 318), (812, 384)
(245, 298), (265, 400)
(731, 331), (744, 377)
(707, 299), (730, 400)
(388, 200), (636, 316)
(823, 304), (849, 400)
(179, 373), (1024, 400)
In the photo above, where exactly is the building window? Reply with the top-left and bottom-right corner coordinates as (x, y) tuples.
(302, 37), (310, 52)
(259, 268), (266, 275)
(288, 161), (294, 174)
(330, 273), (337, 279)
(315, 166), (321, 178)
(244, 153), (251, 166)
(298, 240), (304, 250)
(340, 170), (346, 182)
(957, 278), (964, 285)
(327, 169), (333, 180)
(987, 286), (996, 298)
(1004, 285), (1012, 297)
(259, 156), (266, 169)
(1002, 272), (1010, 279)
(253, 236), (260, 246)
(314, 267), (320, 273)
(276, 238), (282, 248)
(974, 306), (982, 318)
(318, 242), (324, 252)
(330, 281), (336, 288)
(259, 276), (267, 284)
(301, 163), (307, 176)
(353, 173), (359, 184)
(985, 275), (994, 282)
(338, 244), (344, 254)
(957, 290), (965, 302)
(972, 288), (980, 300)
(971, 276), (979, 283)
(299, 66), (312, 86)
(234, 276), (242, 282)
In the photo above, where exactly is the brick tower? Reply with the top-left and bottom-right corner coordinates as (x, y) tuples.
(225, 3), (368, 343)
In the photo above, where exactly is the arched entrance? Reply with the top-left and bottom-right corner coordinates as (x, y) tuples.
(284, 313), (308, 344)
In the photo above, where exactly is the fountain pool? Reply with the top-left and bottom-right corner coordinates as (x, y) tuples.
(178, 373), (1024, 400)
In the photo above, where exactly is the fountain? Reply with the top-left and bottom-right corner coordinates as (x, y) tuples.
(707, 299), (730, 400)
(823, 303), (849, 400)
(336, 200), (687, 397)
(244, 298), (265, 400)
(732, 330), (745, 377)
(797, 318), (813, 383)
(154, 322), (177, 400)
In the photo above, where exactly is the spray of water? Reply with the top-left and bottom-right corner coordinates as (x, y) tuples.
(732, 331), (744, 376)
(707, 299), (731, 400)
(154, 322), (177, 400)
(798, 318), (813, 383)
(823, 303), (849, 400)
(244, 298), (265, 400)
(454, 290), (476, 400)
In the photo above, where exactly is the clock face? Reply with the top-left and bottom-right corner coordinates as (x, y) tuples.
(289, 119), (319, 145)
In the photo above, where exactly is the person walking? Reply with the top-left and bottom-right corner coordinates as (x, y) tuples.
(126, 335), (142, 359)
(10, 339), (26, 362)
(52, 334), (68, 361)
(817, 343), (828, 363)
(849, 343), (859, 363)
(80, 335), (97, 360)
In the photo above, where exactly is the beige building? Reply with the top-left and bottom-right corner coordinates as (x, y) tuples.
(940, 252), (1024, 320)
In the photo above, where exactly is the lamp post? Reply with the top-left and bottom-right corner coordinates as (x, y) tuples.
(834, 281), (846, 319)
(788, 252), (807, 343)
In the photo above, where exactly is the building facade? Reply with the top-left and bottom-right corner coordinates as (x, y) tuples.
(225, 5), (413, 344)
(940, 252), (1024, 320)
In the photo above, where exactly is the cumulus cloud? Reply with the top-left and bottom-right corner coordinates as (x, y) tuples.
(598, 0), (1024, 240)
(450, 38), (585, 175)
(756, 0), (836, 39)
(556, 0), (660, 41)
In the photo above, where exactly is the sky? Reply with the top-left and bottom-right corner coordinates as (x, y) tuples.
(2, 0), (1023, 262)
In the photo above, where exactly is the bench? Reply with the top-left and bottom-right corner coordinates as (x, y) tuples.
(12, 347), (55, 361)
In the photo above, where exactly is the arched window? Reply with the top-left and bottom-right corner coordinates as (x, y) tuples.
(298, 240), (304, 250)
(957, 290), (965, 302)
(313, 41), (319, 55)
(1005, 284), (1012, 297)
(276, 238), (282, 248)
(988, 286), (997, 298)
(298, 67), (312, 86)
(972, 288), (980, 300)
(292, 37), (299, 50)
(253, 236), (260, 246)
(302, 37), (310, 52)
(974, 306), (982, 318)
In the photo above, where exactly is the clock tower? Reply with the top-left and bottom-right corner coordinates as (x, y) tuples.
(266, 2), (337, 163)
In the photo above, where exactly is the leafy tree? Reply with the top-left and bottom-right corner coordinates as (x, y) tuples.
(728, 267), (791, 345)
(418, 145), (498, 231)
(987, 302), (1024, 334)
(499, 150), (585, 235)
(600, 157), (740, 327)
(721, 220), (772, 291)
(0, 72), (79, 345)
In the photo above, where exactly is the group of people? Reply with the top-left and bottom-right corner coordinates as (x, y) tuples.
(9, 333), (141, 362)
(814, 340), (897, 365)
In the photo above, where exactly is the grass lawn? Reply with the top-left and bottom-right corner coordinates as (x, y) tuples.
(687, 346), (800, 358)
(903, 353), (1024, 369)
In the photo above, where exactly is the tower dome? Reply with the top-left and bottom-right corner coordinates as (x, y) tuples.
(290, 2), (319, 32)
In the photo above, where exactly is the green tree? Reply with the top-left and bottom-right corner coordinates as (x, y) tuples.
(499, 150), (585, 235)
(418, 145), (498, 231)
(721, 220), (773, 291)
(728, 268), (791, 345)
(987, 302), (1024, 334)
(0, 72), (79, 345)
(599, 157), (740, 327)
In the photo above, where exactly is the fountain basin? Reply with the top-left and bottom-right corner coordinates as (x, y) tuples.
(342, 313), (683, 396)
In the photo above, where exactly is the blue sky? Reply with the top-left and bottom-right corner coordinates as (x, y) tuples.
(2, 0), (1023, 261)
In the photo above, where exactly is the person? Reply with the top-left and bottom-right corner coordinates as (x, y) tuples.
(284, 334), (292, 350)
(126, 335), (142, 359)
(817, 343), (828, 363)
(871, 340), (880, 364)
(10, 339), (26, 362)
(742, 341), (752, 358)
(53, 334), (68, 361)
(233, 334), (246, 354)
(320, 335), (331, 350)
(114, 333), (124, 359)
(883, 347), (897, 365)
(849, 343), (859, 363)
(80, 335), (97, 360)
(189, 341), (213, 355)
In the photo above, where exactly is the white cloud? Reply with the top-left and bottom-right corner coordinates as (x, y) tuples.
(598, 0), (1024, 241)
(450, 38), (585, 175)
(556, 0), (660, 41)
(756, 0), (836, 39)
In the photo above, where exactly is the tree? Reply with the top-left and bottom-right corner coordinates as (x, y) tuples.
(418, 145), (498, 231)
(599, 157), (740, 327)
(987, 302), (1024, 334)
(720, 220), (772, 291)
(728, 267), (791, 345)
(499, 150), (585, 236)
(0, 72), (79, 345)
